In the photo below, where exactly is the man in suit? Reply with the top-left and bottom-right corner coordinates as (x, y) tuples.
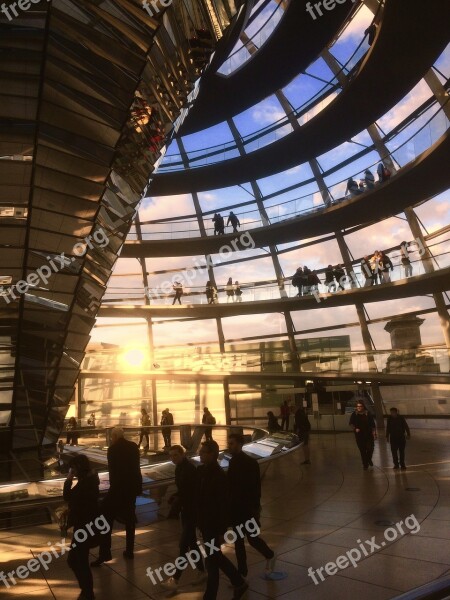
(197, 440), (247, 600)
(227, 433), (275, 578)
(91, 427), (142, 566)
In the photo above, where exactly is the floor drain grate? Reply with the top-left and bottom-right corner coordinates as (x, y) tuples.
(405, 487), (421, 491)
(375, 520), (394, 526)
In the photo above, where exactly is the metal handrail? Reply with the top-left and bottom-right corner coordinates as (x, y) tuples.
(391, 577), (450, 600)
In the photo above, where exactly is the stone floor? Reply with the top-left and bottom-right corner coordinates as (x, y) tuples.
(1, 429), (450, 599)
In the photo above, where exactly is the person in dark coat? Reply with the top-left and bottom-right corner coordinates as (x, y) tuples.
(333, 264), (346, 290)
(161, 408), (174, 448)
(386, 408), (411, 470)
(280, 400), (290, 431)
(349, 402), (377, 470)
(227, 211), (240, 233)
(66, 417), (79, 446)
(295, 407), (311, 465)
(64, 454), (100, 600)
(161, 445), (206, 591)
(197, 441), (247, 600)
(227, 434), (275, 578)
(324, 265), (335, 291)
(91, 427), (142, 566)
(202, 407), (216, 441)
(266, 411), (281, 434)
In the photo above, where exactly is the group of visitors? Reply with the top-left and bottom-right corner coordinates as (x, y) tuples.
(292, 240), (415, 296)
(350, 402), (410, 471)
(266, 402), (311, 465)
(63, 429), (273, 600)
(138, 407), (174, 451)
(345, 162), (392, 198)
(206, 278), (243, 304)
(361, 249), (395, 285)
(212, 211), (240, 235)
(63, 399), (412, 600)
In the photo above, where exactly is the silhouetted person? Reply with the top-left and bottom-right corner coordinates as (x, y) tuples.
(202, 407), (216, 441)
(267, 411), (281, 434)
(197, 441), (248, 600)
(377, 161), (391, 183)
(225, 277), (235, 303)
(227, 211), (240, 233)
(324, 265), (335, 291)
(162, 445), (206, 591)
(349, 402), (377, 470)
(64, 455), (100, 600)
(295, 407), (311, 464)
(212, 213), (225, 235)
(292, 267), (304, 296)
(138, 408), (151, 451)
(361, 255), (374, 286)
(365, 22), (378, 46)
(400, 241), (413, 277)
(227, 434), (276, 578)
(379, 250), (394, 283)
(172, 281), (183, 305)
(346, 177), (361, 197)
(386, 408), (410, 470)
(91, 427), (142, 566)
(308, 270), (321, 293)
(333, 265), (346, 290)
(161, 408), (174, 448)
(66, 417), (79, 446)
(364, 168), (375, 189)
(206, 280), (217, 304)
(280, 400), (290, 431)
(234, 281), (243, 302)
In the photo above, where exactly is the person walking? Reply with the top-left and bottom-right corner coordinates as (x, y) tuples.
(234, 281), (243, 302)
(349, 402), (377, 470)
(280, 400), (290, 431)
(202, 407), (216, 441)
(162, 445), (206, 591)
(197, 440), (248, 600)
(161, 408), (174, 448)
(386, 408), (410, 470)
(227, 211), (240, 233)
(379, 250), (394, 283)
(64, 455), (100, 600)
(294, 406), (311, 465)
(225, 277), (235, 303)
(172, 281), (183, 305)
(91, 427), (142, 566)
(227, 433), (276, 578)
(205, 281), (218, 304)
(400, 241), (413, 278)
(138, 408), (151, 451)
